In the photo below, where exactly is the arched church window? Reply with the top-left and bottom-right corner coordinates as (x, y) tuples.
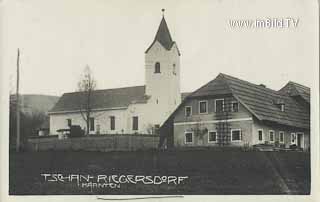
(173, 64), (176, 75)
(155, 62), (161, 73)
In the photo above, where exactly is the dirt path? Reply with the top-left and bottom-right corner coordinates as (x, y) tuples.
(264, 152), (309, 194)
(260, 152), (291, 194)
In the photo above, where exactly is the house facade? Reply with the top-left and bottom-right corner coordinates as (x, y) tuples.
(165, 73), (310, 150)
(48, 15), (182, 135)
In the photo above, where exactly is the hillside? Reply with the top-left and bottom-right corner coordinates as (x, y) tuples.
(10, 94), (60, 115)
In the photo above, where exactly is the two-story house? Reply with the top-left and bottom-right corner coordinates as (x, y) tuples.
(160, 73), (310, 150)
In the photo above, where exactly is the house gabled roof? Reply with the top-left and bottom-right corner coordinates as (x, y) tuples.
(188, 74), (233, 98)
(181, 92), (191, 101)
(49, 86), (147, 113)
(187, 73), (310, 129)
(145, 16), (180, 55)
(279, 81), (310, 104)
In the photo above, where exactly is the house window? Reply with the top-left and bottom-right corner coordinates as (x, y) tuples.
(258, 129), (263, 141)
(199, 100), (208, 114)
(279, 131), (284, 143)
(132, 116), (139, 131)
(110, 116), (115, 130)
(232, 101), (239, 112)
(185, 106), (192, 117)
(280, 104), (285, 112)
(89, 117), (95, 131)
(231, 129), (242, 142)
(269, 130), (275, 142)
(291, 133), (296, 144)
(173, 64), (176, 75)
(67, 119), (72, 127)
(208, 131), (217, 143)
(155, 62), (161, 73)
(185, 132), (193, 144)
(215, 99), (224, 112)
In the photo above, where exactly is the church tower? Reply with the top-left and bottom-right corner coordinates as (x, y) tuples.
(145, 10), (181, 125)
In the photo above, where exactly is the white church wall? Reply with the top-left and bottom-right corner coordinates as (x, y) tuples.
(49, 109), (128, 135)
(49, 102), (165, 136)
(92, 109), (128, 134)
(126, 102), (155, 134)
(144, 41), (181, 126)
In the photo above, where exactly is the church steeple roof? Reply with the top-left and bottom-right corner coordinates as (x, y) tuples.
(153, 16), (174, 50)
(145, 11), (180, 55)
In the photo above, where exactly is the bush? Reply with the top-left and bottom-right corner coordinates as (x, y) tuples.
(289, 144), (298, 150)
(241, 142), (251, 151)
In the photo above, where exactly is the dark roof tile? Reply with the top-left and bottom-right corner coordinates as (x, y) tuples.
(145, 17), (180, 55)
(279, 81), (310, 103)
(188, 73), (310, 129)
(50, 86), (147, 113)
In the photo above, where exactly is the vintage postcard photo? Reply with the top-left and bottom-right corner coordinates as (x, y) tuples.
(0, 0), (319, 201)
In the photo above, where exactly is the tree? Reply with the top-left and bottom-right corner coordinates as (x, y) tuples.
(9, 97), (47, 151)
(192, 117), (207, 145)
(77, 65), (97, 135)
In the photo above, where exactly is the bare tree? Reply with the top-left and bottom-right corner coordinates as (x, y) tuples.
(77, 65), (97, 135)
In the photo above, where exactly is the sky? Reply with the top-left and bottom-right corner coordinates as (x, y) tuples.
(1, 0), (318, 96)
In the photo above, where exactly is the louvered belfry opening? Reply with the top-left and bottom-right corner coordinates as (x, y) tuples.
(215, 97), (232, 146)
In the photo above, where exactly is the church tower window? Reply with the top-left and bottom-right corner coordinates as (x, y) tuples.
(155, 62), (161, 73)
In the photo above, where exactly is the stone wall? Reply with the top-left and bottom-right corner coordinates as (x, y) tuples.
(27, 134), (160, 152)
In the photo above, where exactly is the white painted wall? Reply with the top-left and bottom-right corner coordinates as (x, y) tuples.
(50, 103), (162, 135)
(50, 98), (179, 135)
(126, 102), (154, 134)
(49, 109), (128, 135)
(145, 41), (181, 126)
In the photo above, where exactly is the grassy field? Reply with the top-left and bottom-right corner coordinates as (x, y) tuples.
(9, 149), (310, 195)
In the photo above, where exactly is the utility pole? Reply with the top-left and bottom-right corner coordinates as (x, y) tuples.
(16, 48), (20, 152)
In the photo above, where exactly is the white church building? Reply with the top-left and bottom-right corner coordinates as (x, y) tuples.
(48, 14), (185, 135)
